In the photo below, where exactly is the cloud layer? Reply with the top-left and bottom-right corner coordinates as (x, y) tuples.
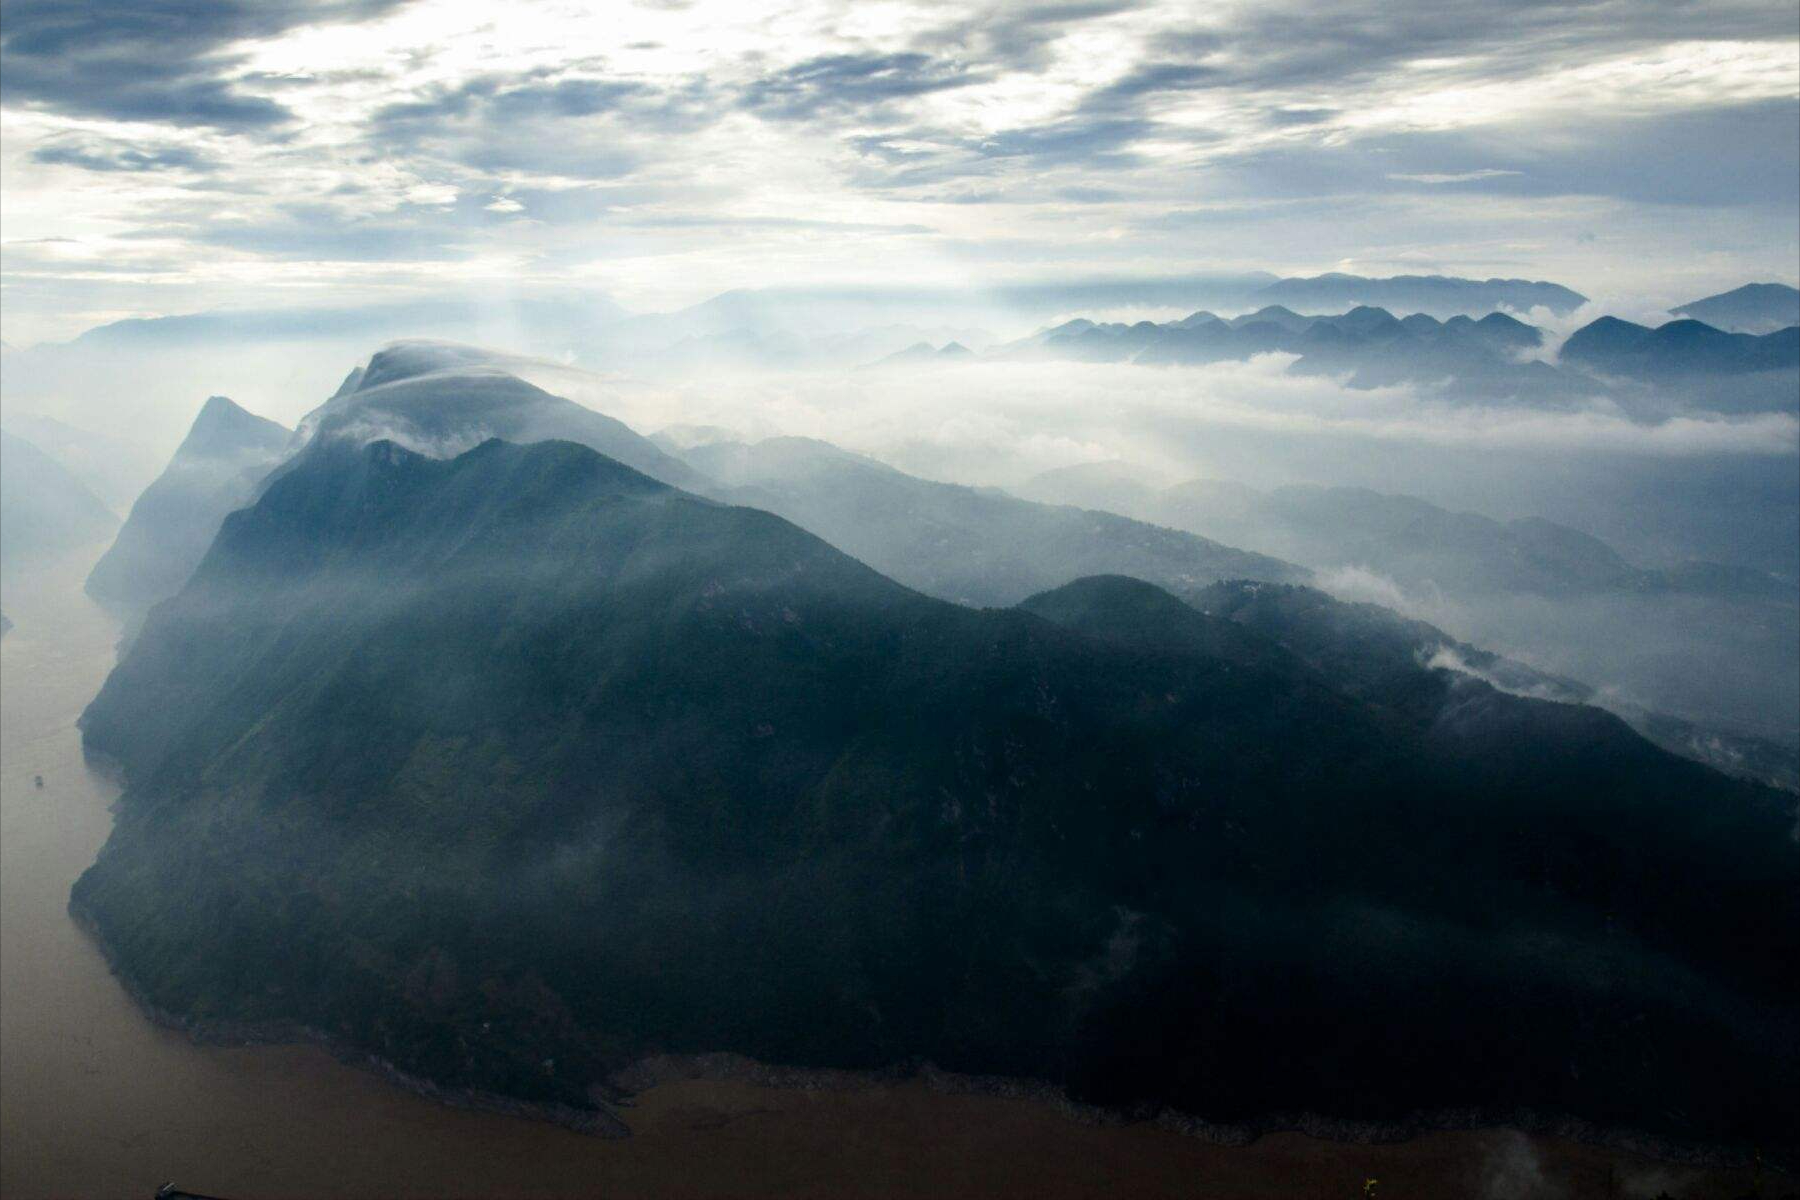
(2, 0), (1797, 342)
(518, 354), (1800, 492)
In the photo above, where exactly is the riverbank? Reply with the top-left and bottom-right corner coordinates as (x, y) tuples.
(73, 885), (1788, 1185)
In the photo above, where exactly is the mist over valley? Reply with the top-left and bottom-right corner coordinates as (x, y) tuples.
(2, 2), (1797, 1196)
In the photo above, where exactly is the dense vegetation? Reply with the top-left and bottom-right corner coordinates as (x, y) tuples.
(76, 437), (1800, 1155)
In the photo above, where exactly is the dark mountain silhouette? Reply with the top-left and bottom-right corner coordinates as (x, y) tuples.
(1185, 580), (1798, 791)
(1562, 316), (1800, 377)
(679, 435), (1303, 605)
(74, 437), (1799, 1158)
(85, 396), (291, 615)
(993, 305), (1798, 414)
(1002, 304), (1577, 406)
(1671, 282), (1800, 334)
(1559, 316), (1799, 414)
(0, 427), (119, 575)
(1018, 466), (1800, 783)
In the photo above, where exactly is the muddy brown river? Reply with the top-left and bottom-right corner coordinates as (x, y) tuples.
(0, 548), (1759, 1199)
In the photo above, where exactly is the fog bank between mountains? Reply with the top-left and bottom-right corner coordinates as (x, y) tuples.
(520, 357), (1799, 469)
(516, 356), (1798, 568)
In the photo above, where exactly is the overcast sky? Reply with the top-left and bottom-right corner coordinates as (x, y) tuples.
(2, 0), (1797, 344)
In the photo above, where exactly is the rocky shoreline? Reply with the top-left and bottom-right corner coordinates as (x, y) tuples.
(71, 896), (1790, 1172)
(68, 897), (630, 1138)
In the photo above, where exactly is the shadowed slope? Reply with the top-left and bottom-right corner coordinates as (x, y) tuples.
(85, 396), (289, 613)
(74, 438), (1800, 1158)
(683, 436), (1304, 605)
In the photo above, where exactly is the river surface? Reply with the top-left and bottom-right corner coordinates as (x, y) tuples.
(0, 548), (1756, 1199)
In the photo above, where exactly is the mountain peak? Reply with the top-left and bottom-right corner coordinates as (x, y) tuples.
(292, 350), (703, 491)
(176, 395), (290, 462)
(1671, 282), (1800, 333)
(356, 340), (503, 392)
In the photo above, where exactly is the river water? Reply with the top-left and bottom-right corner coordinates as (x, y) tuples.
(0, 548), (1752, 1199)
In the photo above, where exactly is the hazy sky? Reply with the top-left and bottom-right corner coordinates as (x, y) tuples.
(2, 0), (1798, 344)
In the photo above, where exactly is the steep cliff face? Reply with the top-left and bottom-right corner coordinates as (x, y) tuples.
(85, 395), (290, 614)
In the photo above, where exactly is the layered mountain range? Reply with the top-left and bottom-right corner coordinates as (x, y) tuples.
(75, 427), (1800, 1157)
(81, 342), (1798, 785)
(679, 436), (1300, 606)
(1670, 283), (1800, 334)
(0, 274), (1597, 423)
(1020, 464), (1790, 604)
(886, 305), (1800, 416)
(84, 343), (1304, 620)
(1020, 462), (1800, 772)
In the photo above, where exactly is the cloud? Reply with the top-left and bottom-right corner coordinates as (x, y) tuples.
(3, 0), (1798, 345)
(1388, 169), (1523, 184)
(739, 52), (990, 121)
(518, 354), (1800, 496)
(29, 135), (218, 174)
(369, 68), (720, 178)
(130, 200), (480, 262)
(0, 0), (412, 129)
(1146, 0), (1799, 95)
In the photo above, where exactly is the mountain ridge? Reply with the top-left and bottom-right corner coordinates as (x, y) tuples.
(73, 434), (1800, 1159)
(1671, 282), (1800, 334)
(84, 395), (290, 615)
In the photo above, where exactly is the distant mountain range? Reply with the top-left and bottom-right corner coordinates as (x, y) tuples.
(1020, 464), (1790, 604)
(1563, 315), (1800, 378)
(1671, 283), (1800, 334)
(3, 272), (1587, 367)
(1020, 463), (1800, 769)
(679, 435), (1302, 606)
(886, 304), (1800, 415)
(561, 274), (1590, 375)
(75, 433), (1800, 1157)
(10, 274), (1787, 456)
(0, 427), (119, 575)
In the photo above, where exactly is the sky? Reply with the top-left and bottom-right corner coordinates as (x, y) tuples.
(2, 0), (1798, 346)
